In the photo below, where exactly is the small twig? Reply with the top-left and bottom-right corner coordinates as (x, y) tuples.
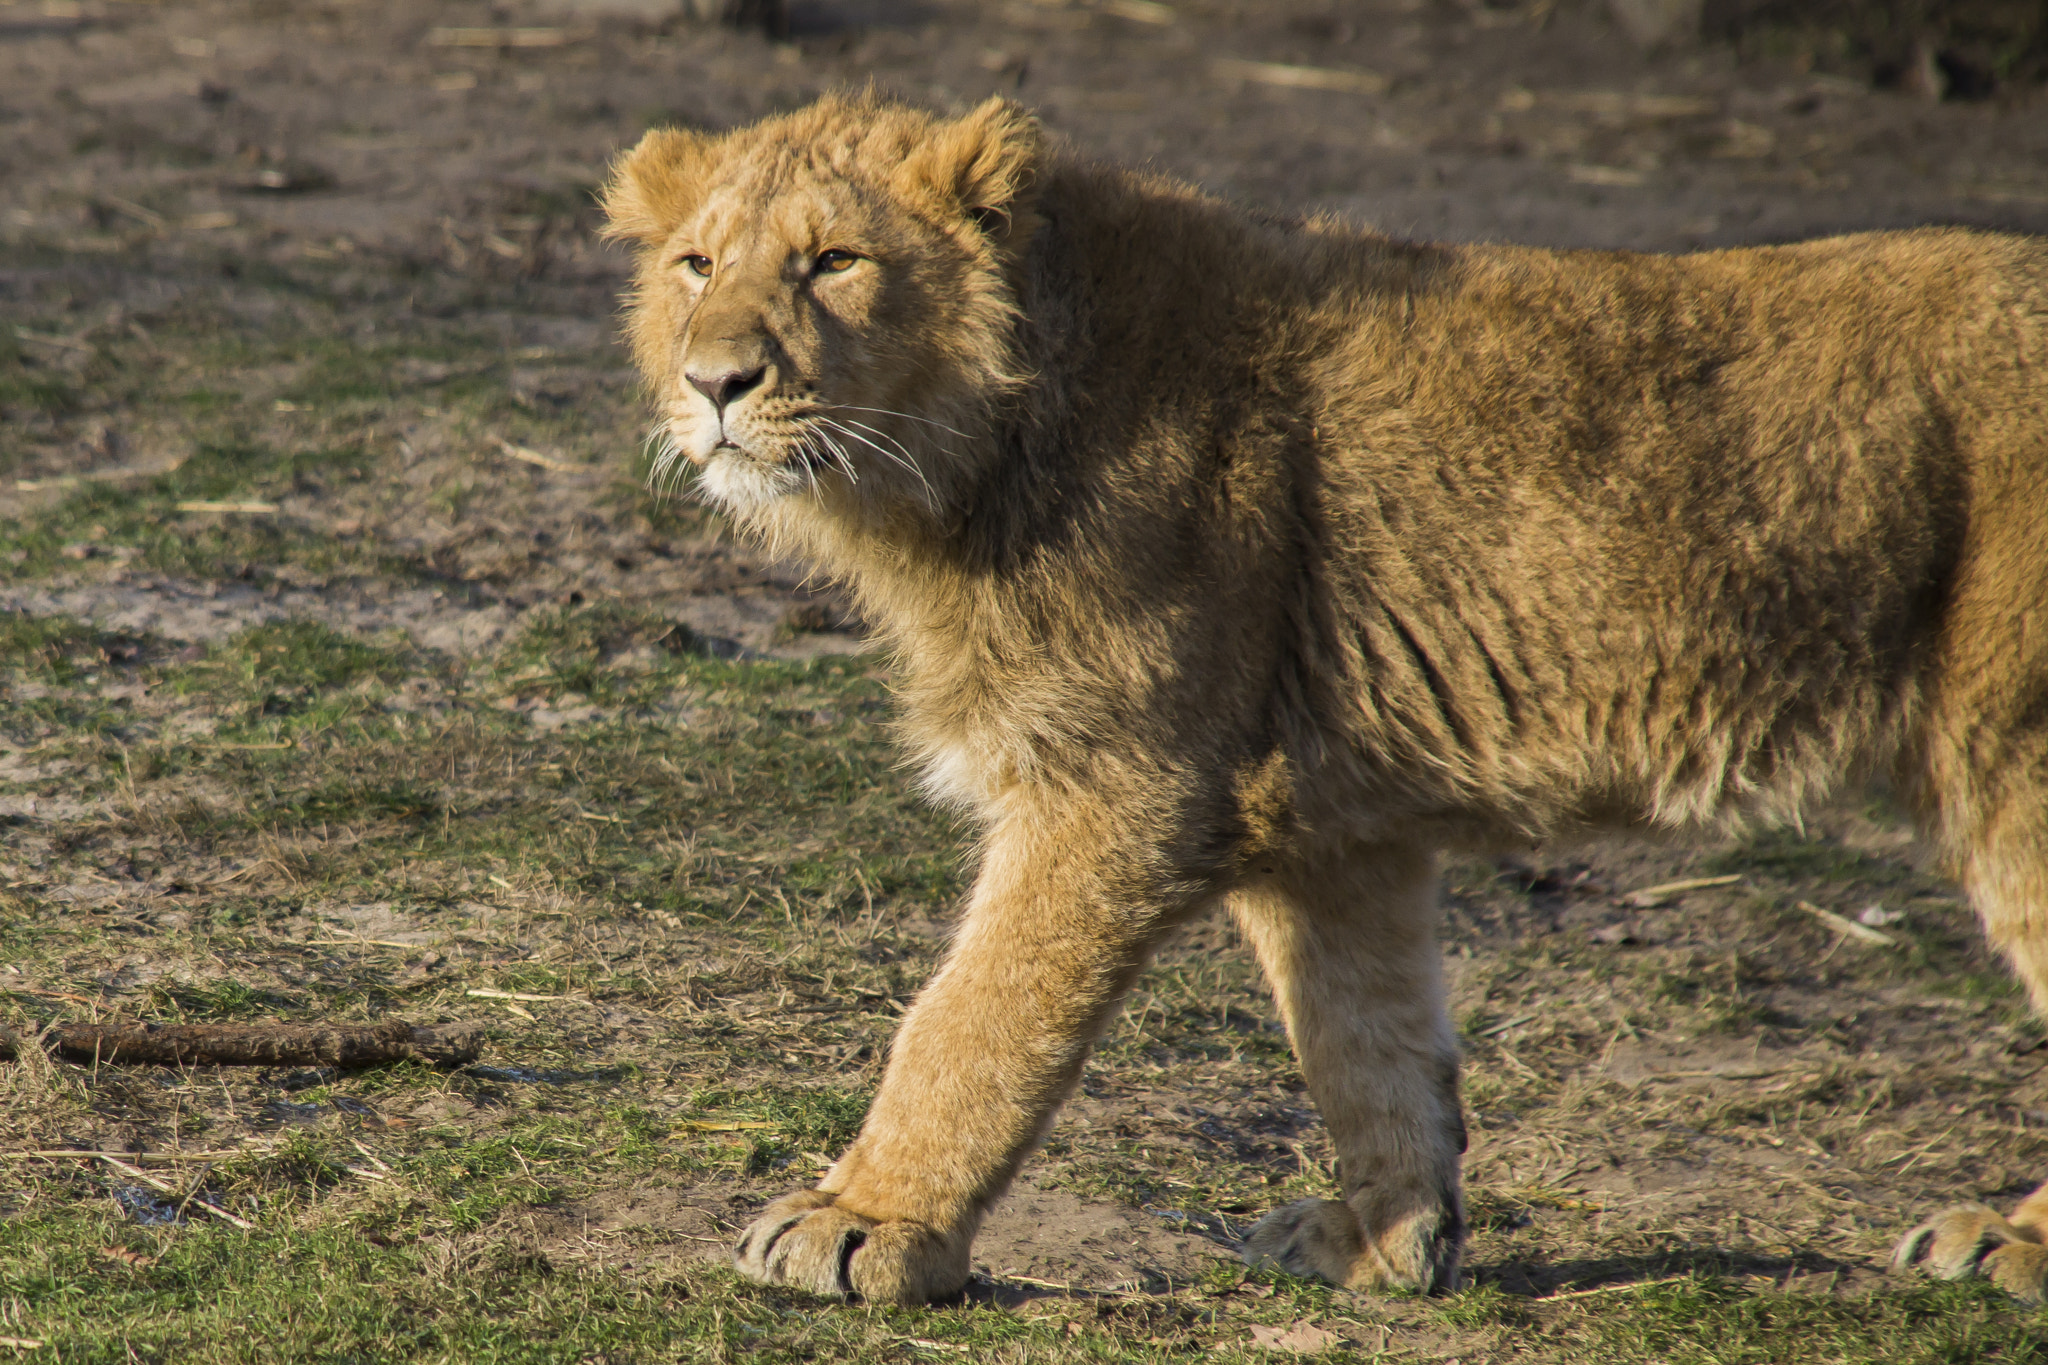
(99, 1154), (254, 1230)
(1798, 900), (1897, 946)
(1, 986), (100, 1004)
(349, 1138), (393, 1174)
(492, 436), (586, 474)
(1003, 1273), (1078, 1292)
(176, 500), (279, 514)
(466, 989), (581, 1004)
(1001, 1272), (1142, 1297)
(1473, 1012), (1539, 1038)
(13, 458), (185, 492)
(171, 1163), (217, 1221)
(0, 1337), (46, 1350)
(102, 195), (167, 228)
(1641, 1067), (1795, 1081)
(1544, 1273), (1691, 1301)
(1213, 58), (1386, 94)
(1624, 873), (1742, 907)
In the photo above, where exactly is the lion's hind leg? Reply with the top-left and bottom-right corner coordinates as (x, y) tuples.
(1893, 1188), (2048, 1302)
(1231, 846), (1465, 1294)
(1894, 703), (2048, 1300)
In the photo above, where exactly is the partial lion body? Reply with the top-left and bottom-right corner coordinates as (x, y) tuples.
(604, 96), (2048, 1302)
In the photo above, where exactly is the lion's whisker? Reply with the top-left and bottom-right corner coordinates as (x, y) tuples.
(645, 425), (691, 498)
(823, 429), (860, 485)
(820, 417), (938, 513)
(832, 404), (975, 440)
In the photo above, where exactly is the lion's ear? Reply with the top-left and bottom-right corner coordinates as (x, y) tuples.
(601, 127), (709, 247)
(903, 97), (1041, 242)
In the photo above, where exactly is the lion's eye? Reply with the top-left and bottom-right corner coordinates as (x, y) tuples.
(814, 249), (859, 275)
(679, 254), (713, 278)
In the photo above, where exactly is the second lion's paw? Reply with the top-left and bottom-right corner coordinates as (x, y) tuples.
(1244, 1197), (1461, 1293)
(1893, 1203), (2048, 1302)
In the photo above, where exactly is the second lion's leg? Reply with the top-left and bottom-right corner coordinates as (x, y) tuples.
(1233, 844), (1465, 1292)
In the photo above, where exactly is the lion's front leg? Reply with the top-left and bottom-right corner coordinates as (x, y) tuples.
(1230, 846), (1466, 1294)
(732, 808), (1173, 1303)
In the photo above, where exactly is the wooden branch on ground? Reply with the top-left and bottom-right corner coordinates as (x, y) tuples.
(0, 1019), (485, 1068)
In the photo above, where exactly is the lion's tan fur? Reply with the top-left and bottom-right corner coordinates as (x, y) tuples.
(606, 93), (2048, 1302)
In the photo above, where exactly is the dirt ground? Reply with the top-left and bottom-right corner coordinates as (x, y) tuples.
(6, 1), (2048, 1361)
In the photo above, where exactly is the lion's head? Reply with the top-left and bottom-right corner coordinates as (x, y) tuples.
(602, 94), (1041, 534)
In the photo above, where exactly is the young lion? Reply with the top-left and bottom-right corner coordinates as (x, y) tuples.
(603, 93), (2048, 1304)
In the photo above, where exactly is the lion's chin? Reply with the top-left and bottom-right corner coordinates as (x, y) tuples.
(696, 444), (815, 514)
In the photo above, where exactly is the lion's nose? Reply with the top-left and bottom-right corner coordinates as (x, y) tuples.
(687, 366), (767, 414)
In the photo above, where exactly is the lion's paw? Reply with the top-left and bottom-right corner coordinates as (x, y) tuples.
(1243, 1197), (1460, 1294)
(732, 1190), (970, 1304)
(1893, 1203), (2048, 1300)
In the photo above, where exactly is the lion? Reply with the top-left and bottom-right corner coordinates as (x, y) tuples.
(601, 92), (2048, 1304)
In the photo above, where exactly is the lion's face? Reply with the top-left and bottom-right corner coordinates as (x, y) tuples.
(604, 96), (1040, 526)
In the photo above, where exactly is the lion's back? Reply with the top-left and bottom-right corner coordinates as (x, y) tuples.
(1295, 226), (2048, 839)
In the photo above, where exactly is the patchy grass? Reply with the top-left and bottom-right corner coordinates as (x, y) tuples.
(5, 602), (2048, 1362)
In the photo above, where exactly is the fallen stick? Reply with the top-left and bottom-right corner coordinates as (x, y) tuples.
(1798, 900), (1898, 946)
(1623, 873), (1742, 907)
(2, 1019), (486, 1068)
(1212, 58), (1387, 94)
(176, 500), (278, 514)
(492, 436), (586, 474)
(1544, 1273), (1692, 1301)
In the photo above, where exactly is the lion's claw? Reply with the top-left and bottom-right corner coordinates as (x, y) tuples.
(733, 1191), (871, 1297)
(732, 1191), (969, 1304)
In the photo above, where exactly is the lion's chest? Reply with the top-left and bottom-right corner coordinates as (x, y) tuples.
(898, 688), (1053, 816)
(915, 733), (1000, 811)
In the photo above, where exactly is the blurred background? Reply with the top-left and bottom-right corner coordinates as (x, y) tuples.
(6, 0), (2047, 269)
